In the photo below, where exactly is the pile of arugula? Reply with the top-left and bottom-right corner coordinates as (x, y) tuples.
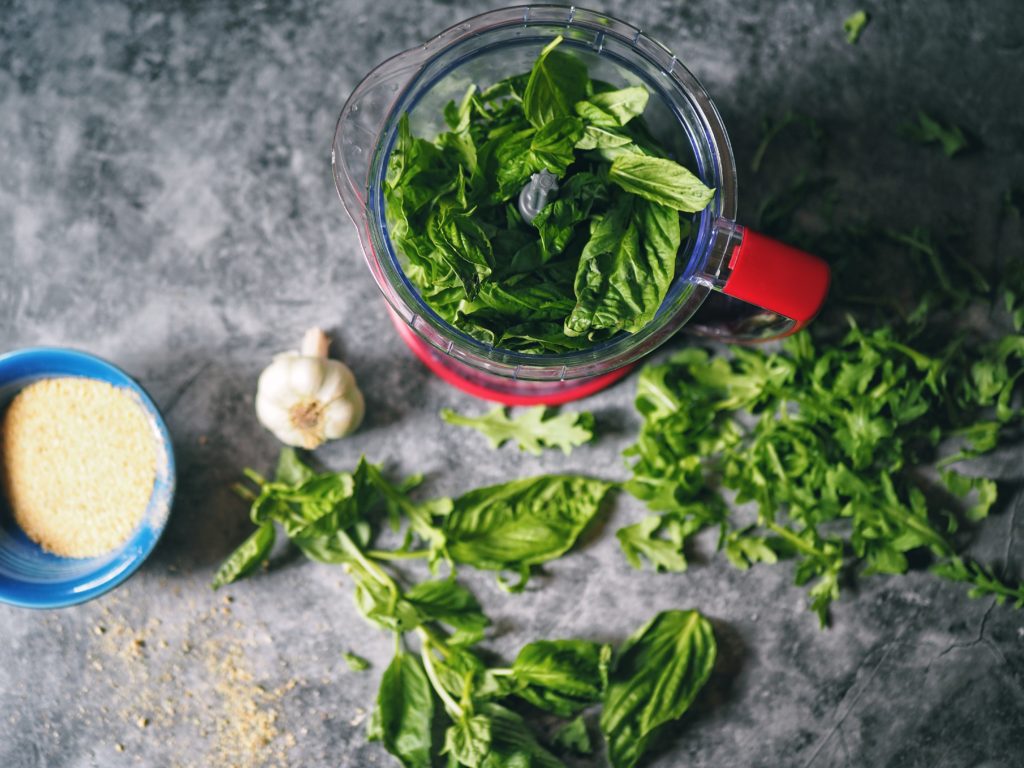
(215, 449), (717, 768)
(617, 110), (1024, 625)
(384, 37), (715, 353)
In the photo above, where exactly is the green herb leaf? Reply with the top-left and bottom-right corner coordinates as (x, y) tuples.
(404, 578), (490, 647)
(275, 447), (316, 485)
(843, 10), (869, 44)
(575, 86), (649, 127)
(511, 639), (610, 716)
(476, 703), (565, 768)
(608, 154), (716, 212)
(444, 714), (493, 768)
(374, 651), (435, 768)
(211, 522), (275, 590)
(343, 651), (372, 671)
(441, 405), (594, 456)
(600, 610), (717, 768)
(529, 116), (585, 176)
(444, 475), (614, 586)
(616, 515), (692, 573)
(523, 36), (588, 129)
(901, 110), (968, 157)
(565, 195), (680, 337)
(551, 715), (593, 755)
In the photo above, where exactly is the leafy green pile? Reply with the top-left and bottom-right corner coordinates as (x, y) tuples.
(616, 107), (1024, 625)
(621, 324), (1024, 624)
(215, 449), (717, 768)
(384, 36), (715, 354)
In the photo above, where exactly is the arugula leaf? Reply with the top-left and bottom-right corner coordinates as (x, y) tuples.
(622, 320), (1024, 623)
(211, 522), (274, 590)
(523, 36), (588, 129)
(374, 651), (436, 768)
(901, 110), (968, 157)
(511, 639), (610, 716)
(616, 515), (692, 573)
(444, 475), (614, 588)
(608, 154), (715, 212)
(441, 405), (594, 456)
(600, 610), (717, 768)
(843, 10), (869, 44)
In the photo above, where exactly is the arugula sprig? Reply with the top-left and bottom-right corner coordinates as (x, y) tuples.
(215, 448), (716, 768)
(441, 405), (594, 455)
(621, 324), (1024, 625)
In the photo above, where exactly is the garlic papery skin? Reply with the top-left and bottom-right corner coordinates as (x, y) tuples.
(255, 328), (365, 449)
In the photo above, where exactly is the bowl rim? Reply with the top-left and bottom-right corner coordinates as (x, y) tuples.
(0, 346), (176, 609)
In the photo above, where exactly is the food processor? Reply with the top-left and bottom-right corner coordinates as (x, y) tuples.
(333, 5), (830, 405)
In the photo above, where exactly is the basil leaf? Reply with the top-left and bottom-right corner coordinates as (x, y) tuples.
(566, 196), (679, 337)
(575, 124), (633, 151)
(211, 522), (275, 590)
(576, 86), (649, 127)
(477, 703), (565, 768)
(353, 576), (423, 634)
(551, 716), (593, 756)
(529, 116), (584, 176)
(600, 609), (717, 768)
(609, 154), (715, 212)
(427, 201), (494, 300)
(531, 172), (608, 259)
(511, 639), (610, 716)
(374, 651), (435, 768)
(275, 447), (315, 485)
(564, 194), (638, 337)
(404, 578), (490, 647)
(444, 475), (613, 580)
(441, 405), (594, 456)
(522, 36), (587, 129)
(444, 714), (493, 768)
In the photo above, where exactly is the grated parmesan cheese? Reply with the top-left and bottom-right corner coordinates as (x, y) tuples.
(1, 377), (157, 558)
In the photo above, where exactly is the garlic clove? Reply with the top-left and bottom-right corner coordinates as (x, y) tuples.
(313, 361), (355, 404)
(288, 356), (326, 397)
(257, 361), (297, 404)
(322, 390), (364, 438)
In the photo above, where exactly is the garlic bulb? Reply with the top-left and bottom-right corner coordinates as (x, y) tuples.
(255, 328), (364, 449)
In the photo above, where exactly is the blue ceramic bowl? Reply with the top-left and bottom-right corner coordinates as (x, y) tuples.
(0, 348), (175, 608)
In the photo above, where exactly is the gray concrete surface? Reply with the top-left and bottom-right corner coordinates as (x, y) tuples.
(1, 1), (1023, 766)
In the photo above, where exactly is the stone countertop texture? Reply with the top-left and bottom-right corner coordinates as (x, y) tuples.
(1, 1), (1023, 766)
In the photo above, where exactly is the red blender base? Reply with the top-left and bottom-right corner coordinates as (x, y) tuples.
(390, 315), (635, 406)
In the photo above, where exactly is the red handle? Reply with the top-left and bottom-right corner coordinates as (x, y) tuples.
(722, 229), (831, 331)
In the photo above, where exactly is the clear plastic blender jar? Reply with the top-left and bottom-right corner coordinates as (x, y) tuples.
(332, 5), (830, 405)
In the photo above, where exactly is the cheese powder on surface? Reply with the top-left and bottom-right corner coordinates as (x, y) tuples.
(1, 377), (157, 558)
